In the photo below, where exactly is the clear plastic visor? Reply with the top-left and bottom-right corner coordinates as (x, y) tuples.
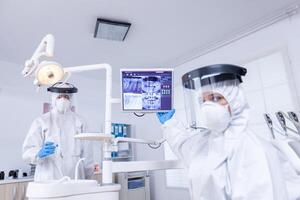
(183, 77), (240, 130)
(51, 93), (75, 112)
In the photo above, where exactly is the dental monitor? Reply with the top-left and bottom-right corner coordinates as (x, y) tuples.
(121, 69), (173, 112)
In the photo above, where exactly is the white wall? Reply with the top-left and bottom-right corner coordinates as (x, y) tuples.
(0, 60), (46, 175)
(174, 14), (300, 93)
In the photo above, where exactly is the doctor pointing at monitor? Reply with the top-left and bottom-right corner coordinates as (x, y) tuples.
(157, 64), (300, 200)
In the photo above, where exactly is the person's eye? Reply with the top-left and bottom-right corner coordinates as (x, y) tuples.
(213, 96), (222, 102)
(207, 94), (213, 101)
(212, 97), (218, 102)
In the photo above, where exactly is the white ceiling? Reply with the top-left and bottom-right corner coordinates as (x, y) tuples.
(0, 0), (299, 80)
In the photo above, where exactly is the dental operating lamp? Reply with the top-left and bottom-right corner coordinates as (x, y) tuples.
(23, 34), (183, 185)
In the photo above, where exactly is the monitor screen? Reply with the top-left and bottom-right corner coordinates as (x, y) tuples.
(121, 69), (173, 112)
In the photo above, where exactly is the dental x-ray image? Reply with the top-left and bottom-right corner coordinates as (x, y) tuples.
(121, 70), (172, 111)
(142, 76), (161, 110)
(123, 77), (143, 109)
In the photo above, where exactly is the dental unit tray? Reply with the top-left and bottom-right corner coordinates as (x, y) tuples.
(74, 133), (163, 146)
(74, 133), (114, 141)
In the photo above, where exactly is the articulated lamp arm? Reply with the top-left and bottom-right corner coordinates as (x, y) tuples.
(22, 34), (55, 77)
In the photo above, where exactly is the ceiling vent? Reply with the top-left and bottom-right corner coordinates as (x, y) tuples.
(94, 18), (131, 41)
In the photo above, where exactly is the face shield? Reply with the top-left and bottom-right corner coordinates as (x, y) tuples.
(47, 82), (78, 114)
(182, 64), (247, 132)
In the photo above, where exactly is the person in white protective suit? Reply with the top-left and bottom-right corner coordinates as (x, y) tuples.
(22, 82), (94, 181)
(157, 64), (300, 200)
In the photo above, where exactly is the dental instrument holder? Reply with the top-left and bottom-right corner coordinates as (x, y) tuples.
(276, 112), (288, 135)
(263, 112), (300, 173)
(288, 112), (300, 133)
(263, 113), (275, 139)
(288, 112), (299, 122)
(276, 111), (300, 135)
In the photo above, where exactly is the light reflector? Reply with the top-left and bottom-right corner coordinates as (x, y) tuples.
(36, 61), (64, 85)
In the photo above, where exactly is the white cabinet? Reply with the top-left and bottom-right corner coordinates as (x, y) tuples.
(0, 179), (32, 200)
(116, 172), (150, 200)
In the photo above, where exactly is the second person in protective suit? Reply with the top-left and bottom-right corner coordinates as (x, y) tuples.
(157, 64), (300, 200)
(22, 82), (94, 181)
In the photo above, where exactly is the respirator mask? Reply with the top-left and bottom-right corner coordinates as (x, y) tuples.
(55, 98), (71, 114)
(199, 101), (231, 133)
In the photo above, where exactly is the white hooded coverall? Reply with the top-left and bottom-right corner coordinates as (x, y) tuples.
(22, 96), (94, 181)
(162, 82), (300, 200)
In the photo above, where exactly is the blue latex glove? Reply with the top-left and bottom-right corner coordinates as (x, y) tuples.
(156, 109), (176, 124)
(38, 141), (56, 158)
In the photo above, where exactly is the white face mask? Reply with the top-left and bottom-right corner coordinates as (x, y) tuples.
(199, 101), (231, 133)
(55, 98), (71, 114)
